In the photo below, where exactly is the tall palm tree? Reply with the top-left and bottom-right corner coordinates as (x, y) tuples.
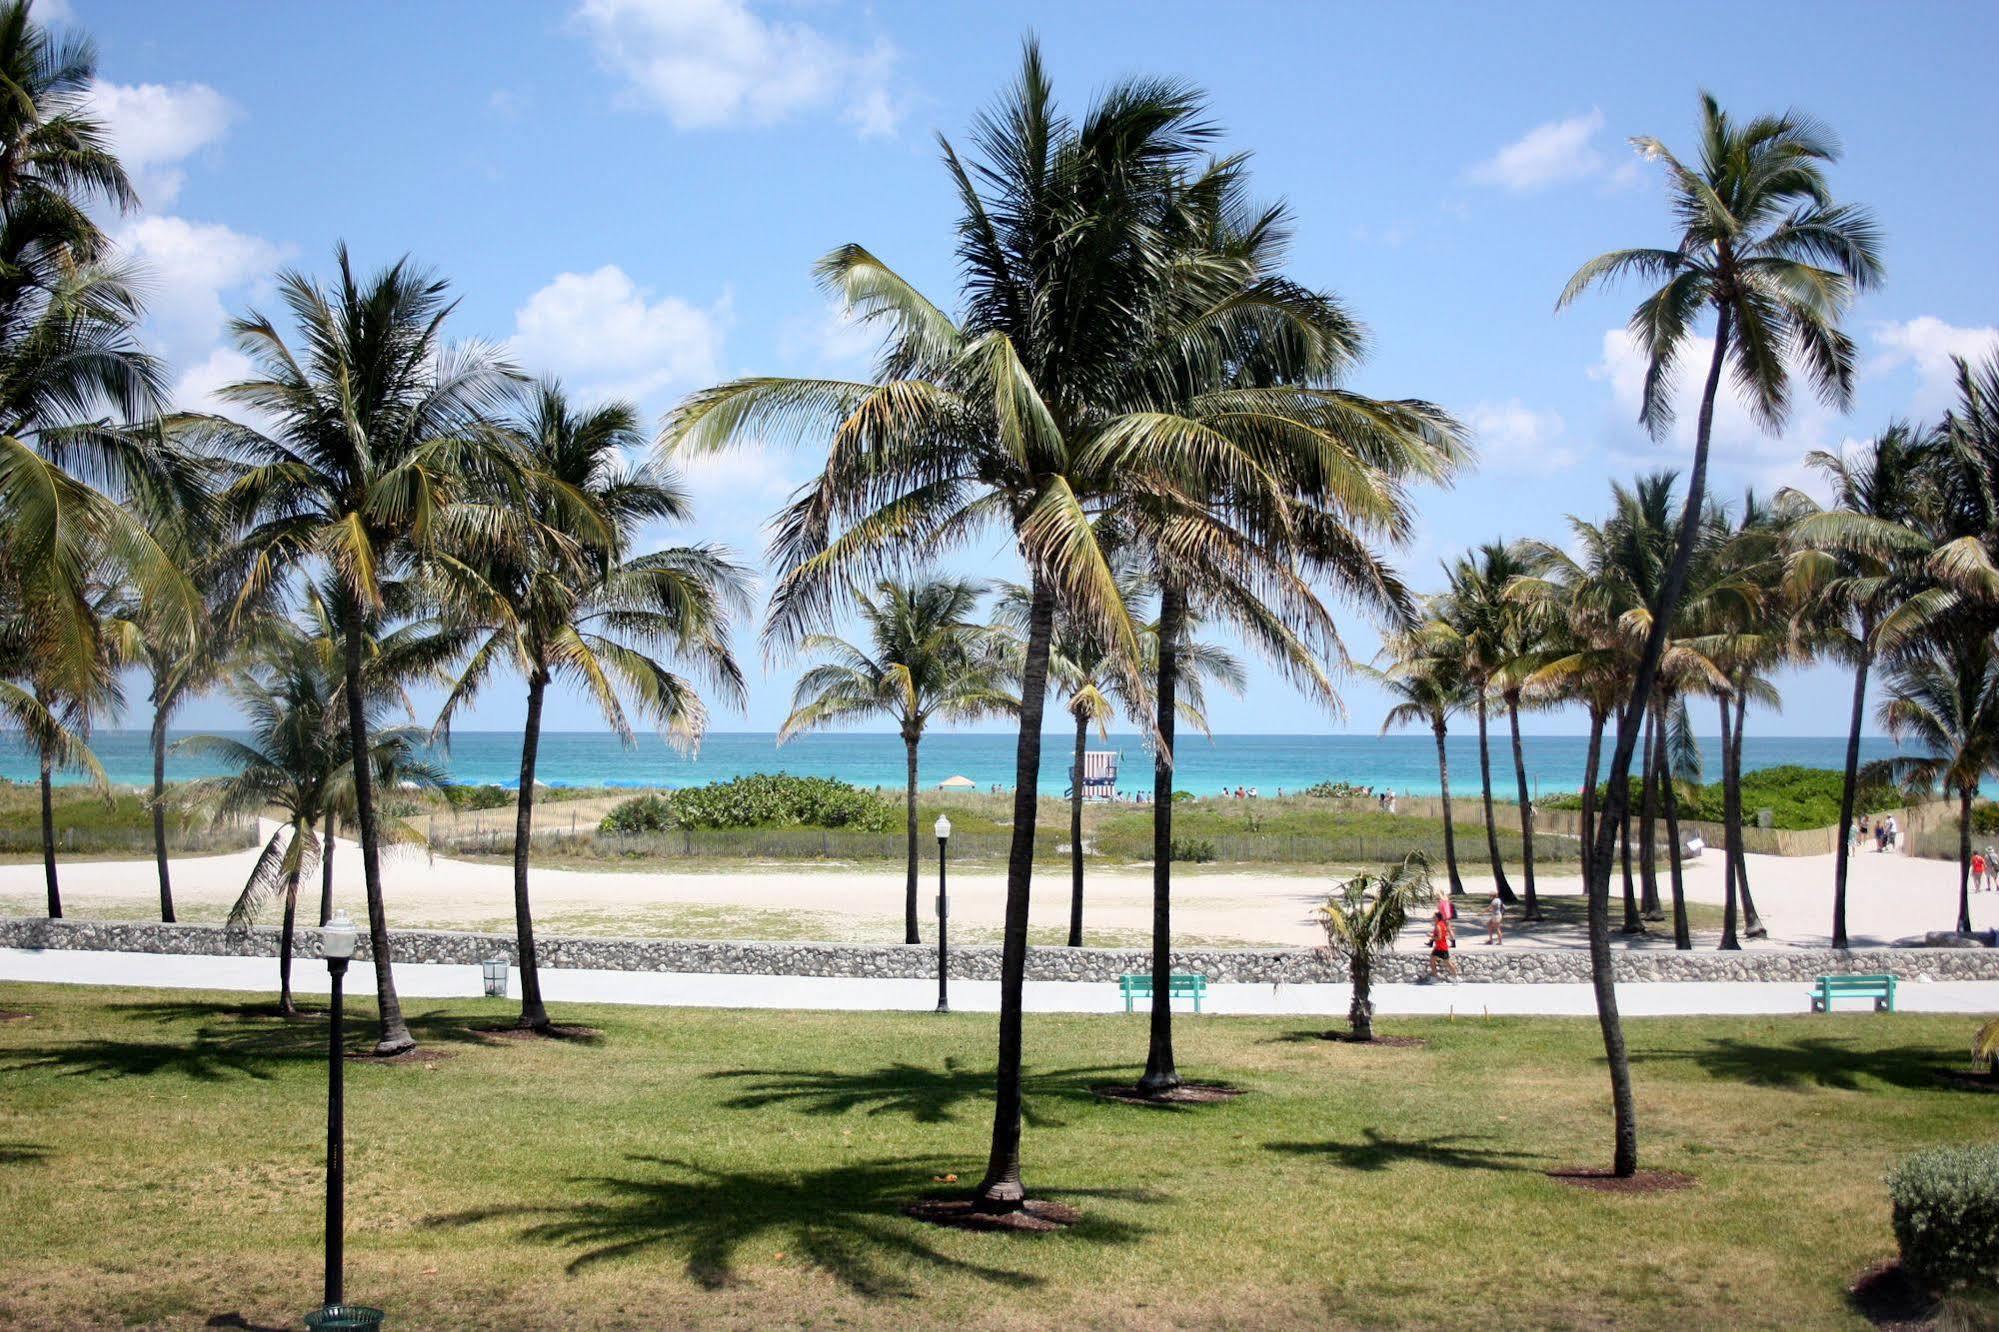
(1375, 628), (1469, 898)
(1437, 546), (1524, 908)
(781, 576), (1009, 946)
(1783, 427), (1936, 947)
(1558, 95), (1879, 1175)
(1866, 631), (1999, 937)
(669, 44), (1458, 1209)
(429, 380), (747, 1031)
(188, 247), (522, 1057)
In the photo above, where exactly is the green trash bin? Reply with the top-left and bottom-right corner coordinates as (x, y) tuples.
(304, 1305), (385, 1330)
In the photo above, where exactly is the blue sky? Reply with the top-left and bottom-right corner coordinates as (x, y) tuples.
(79, 0), (1999, 738)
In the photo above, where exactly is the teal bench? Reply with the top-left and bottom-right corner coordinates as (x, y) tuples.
(1120, 972), (1207, 1013)
(1810, 973), (1897, 1013)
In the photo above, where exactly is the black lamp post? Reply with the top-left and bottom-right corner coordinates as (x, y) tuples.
(308, 911), (383, 1329)
(934, 814), (951, 1013)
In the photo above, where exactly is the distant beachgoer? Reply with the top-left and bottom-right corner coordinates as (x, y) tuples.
(1988, 846), (1998, 891)
(1435, 893), (1458, 944)
(1875, 822), (1887, 853)
(1886, 815), (1899, 851)
(1484, 895), (1504, 945)
(1387, 794), (1397, 814)
(1975, 850), (1987, 893)
(1428, 912), (1458, 982)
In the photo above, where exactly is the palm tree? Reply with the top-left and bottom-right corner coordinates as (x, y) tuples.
(429, 380), (747, 1031)
(669, 44), (1458, 1208)
(1375, 628), (1469, 898)
(1866, 631), (1999, 937)
(1318, 854), (1433, 1042)
(1438, 546), (1523, 908)
(781, 576), (1009, 946)
(188, 247), (522, 1057)
(1783, 427), (1936, 947)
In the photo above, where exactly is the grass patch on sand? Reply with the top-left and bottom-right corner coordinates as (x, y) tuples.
(0, 983), (1990, 1327)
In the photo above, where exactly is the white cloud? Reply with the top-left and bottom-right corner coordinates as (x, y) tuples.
(572, 0), (900, 136)
(776, 301), (880, 372)
(166, 346), (256, 418)
(86, 79), (235, 206)
(115, 215), (285, 373)
(1468, 109), (1606, 193)
(511, 265), (727, 405)
(1870, 316), (1999, 417)
(1465, 399), (1577, 472)
(34, 0), (72, 22)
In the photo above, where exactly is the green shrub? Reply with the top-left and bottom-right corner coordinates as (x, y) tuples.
(1303, 780), (1375, 799)
(444, 784), (515, 811)
(1973, 802), (1999, 836)
(1888, 1143), (1999, 1291)
(1543, 765), (1900, 830)
(598, 775), (895, 835)
(1170, 837), (1217, 863)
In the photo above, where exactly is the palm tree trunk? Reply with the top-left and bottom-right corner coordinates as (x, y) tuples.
(279, 823), (303, 1016)
(1580, 710), (1605, 865)
(1477, 694), (1516, 903)
(1434, 720), (1466, 898)
(1068, 712), (1087, 947)
(1656, 699), (1690, 950)
(151, 700), (174, 922)
(1506, 693), (1540, 919)
(1138, 582), (1184, 1097)
(1620, 802), (1639, 933)
(319, 809), (335, 927)
(513, 671), (551, 1031)
(1832, 635), (1873, 949)
(342, 595), (413, 1057)
(1732, 690), (1764, 937)
(977, 573), (1055, 1211)
(1718, 696), (1740, 951)
(1350, 956), (1373, 1042)
(1580, 300), (1734, 1178)
(1959, 786), (1975, 935)
(1639, 705), (1663, 920)
(39, 743), (58, 918)
(903, 729), (922, 945)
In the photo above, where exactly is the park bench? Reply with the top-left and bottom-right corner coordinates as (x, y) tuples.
(1119, 972), (1208, 1013)
(1809, 973), (1897, 1013)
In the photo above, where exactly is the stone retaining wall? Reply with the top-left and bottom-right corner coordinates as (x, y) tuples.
(6, 916), (1999, 986)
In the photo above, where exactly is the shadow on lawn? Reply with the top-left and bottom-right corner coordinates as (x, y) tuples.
(709, 1059), (1133, 1125)
(0, 999), (515, 1082)
(425, 1153), (1151, 1296)
(1266, 1129), (1539, 1174)
(0, 1140), (48, 1165)
(1631, 1036), (1961, 1092)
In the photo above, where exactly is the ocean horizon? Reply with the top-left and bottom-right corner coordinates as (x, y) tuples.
(0, 730), (1916, 799)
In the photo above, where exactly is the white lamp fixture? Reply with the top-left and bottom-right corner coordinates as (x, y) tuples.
(322, 910), (359, 961)
(935, 814), (952, 841)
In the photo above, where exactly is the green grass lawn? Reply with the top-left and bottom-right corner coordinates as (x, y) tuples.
(0, 984), (1989, 1328)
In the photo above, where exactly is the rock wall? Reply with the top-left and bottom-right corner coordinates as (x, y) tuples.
(5, 916), (1999, 986)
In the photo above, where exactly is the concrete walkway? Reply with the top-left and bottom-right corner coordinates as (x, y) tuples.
(6, 947), (1998, 1017)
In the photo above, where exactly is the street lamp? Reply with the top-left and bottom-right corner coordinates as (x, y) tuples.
(934, 815), (951, 1013)
(308, 911), (382, 1329)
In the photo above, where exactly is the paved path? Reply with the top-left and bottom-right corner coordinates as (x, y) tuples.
(6, 947), (1998, 1017)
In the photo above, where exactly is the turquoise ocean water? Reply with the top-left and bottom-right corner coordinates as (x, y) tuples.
(0, 730), (1912, 798)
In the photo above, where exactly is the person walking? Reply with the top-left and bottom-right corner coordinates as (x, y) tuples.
(1483, 894), (1505, 945)
(1975, 849), (1988, 895)
(1427, 910), (1459, 983)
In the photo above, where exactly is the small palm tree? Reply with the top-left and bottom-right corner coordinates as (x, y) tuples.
(782, 577), (1012, 945)
(1318, 854), (1433, 1042)
(1864, 632), (1999, 937)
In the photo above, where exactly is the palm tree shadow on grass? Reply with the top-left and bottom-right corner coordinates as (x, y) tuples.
(1630, 1036), (1961, 1092)
(0, 1000), (529, 1082)
(1266, 1130), (1539, 1174)
(425, 1154), (1153, 1296)
(709, 1058), (1134, 1125)
(0, 1141), (48, 1165)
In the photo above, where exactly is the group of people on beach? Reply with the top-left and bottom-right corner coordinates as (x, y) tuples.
(1853, 813), (1901, 854)
(1971, 846), (1999, 892)
(1421, 892), (1509, 983)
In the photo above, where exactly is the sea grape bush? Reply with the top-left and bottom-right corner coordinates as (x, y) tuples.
(1888, 1143), (1999, 1290)
(599, 775), (895, 834)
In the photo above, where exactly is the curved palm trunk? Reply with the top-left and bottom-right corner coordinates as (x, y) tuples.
(1581, 302), (1735, 1178)
(977, 574), (1055, 1210)
(1476, 694), (1517, 903)
(1718, 697), (1740, 951)
(1731, 691), (1764, 937)
(1068, 712), (1087, 947)
(1433, 719), (1466, 898)
(903, 729), (922, 946)
(1506, 693), (1540, 919)
(38, 744), (58, 918)
(1656, 700), (1690, 950)
(1639, 706), (1663, 920)
(319, 809), (335, 927)
(1349, 956), (1373, 1042)
(1831, 636), (1872, 949)
(1959, 786), (1975, 936)
(278, 819), (305, 1015)
(1620, 806), (1639, 932)
(512, 672), (551, 1031)
(1138, 583), (1184, 1098)
(151, 701), (174, 922)
(342, 597), (413, 1057)
(1580, 710), (1605, 865)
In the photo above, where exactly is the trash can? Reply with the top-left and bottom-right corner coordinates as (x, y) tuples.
(305, 1305), (385, 1330)
(481, 956), (509, 998)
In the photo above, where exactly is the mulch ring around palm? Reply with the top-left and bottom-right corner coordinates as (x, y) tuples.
(1317, 1032), (1427, 1049)
(903, 1196), (1081, 1233)
(472, 1022), (604, 1043)
(1091, 1081), (1244, 1107)
(1546, 1166), (1694, 1194)
(0, 1010), (32, 1023)
(1936, 1070), (1999, 1094)
(1847, 1258), (1935, 1330)
(347, 1046), (460, 1067)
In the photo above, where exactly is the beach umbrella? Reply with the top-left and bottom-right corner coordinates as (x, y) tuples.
(938, 775), (977, 790)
